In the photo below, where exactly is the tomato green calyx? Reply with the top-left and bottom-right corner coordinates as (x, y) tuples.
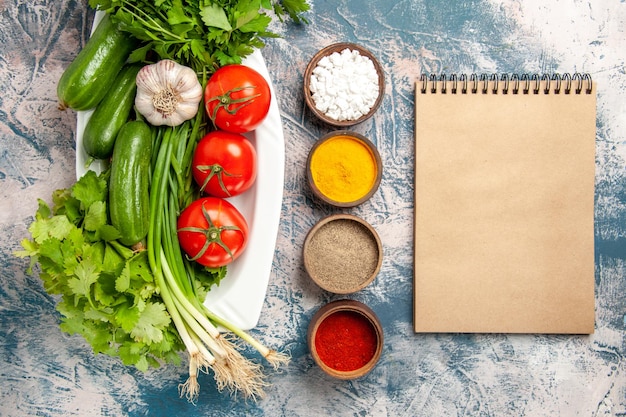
(207, 86), (261, 122)
(177, 201), (241, 262)
(196, 164), (241, 197)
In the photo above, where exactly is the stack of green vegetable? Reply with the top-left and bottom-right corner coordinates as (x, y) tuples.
(15, 0), (309, 403)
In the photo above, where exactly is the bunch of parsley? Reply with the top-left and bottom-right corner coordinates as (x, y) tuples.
(15, 171), (218, 370)
(89, 0), (310, 70)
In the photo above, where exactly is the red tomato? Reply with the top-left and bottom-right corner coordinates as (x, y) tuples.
(205, 64), (271, 133)
(192, 130), (257, 198)
(177, 197), (249, 268)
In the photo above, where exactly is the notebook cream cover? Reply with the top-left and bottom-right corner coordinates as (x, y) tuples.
(413, 74), (596, 334)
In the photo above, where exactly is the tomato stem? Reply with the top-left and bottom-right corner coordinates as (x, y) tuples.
(196, 163), (241, 196)
(207, 85), (261, 122)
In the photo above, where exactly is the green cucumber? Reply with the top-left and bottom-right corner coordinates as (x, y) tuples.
(83, 64), (141, 160)
(109, 121), (152, 247)
(57, 14), (138, 111)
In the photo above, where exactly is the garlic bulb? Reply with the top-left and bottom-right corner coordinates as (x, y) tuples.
(135, 60), (203, 127)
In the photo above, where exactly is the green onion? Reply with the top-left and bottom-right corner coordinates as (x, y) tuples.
(145, 114), (287, 402)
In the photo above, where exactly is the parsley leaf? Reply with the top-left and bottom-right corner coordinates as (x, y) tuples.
(200, 4), (232, 31)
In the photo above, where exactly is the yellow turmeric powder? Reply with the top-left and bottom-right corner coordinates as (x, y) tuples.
(310, 135), (378, 203)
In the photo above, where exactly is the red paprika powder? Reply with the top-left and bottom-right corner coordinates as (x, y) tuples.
(314, 310), (378, 372)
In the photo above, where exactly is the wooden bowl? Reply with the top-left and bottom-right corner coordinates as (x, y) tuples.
(303, 214), (383, 294)
(306, 130), (382, 208)
(307, 299), (384, 379)
(303, 43), (385, 127)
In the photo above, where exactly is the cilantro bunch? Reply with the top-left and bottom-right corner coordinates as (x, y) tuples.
(16, 171), (188, 370)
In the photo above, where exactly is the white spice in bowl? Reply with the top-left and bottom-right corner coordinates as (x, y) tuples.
(303, 43), (385, 127)
(309, 48), (379, 122)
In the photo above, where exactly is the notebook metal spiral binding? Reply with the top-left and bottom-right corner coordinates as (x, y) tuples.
(420, 73), (593, 95)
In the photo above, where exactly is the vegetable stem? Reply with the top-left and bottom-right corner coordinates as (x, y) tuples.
(162, 252), (224, 355)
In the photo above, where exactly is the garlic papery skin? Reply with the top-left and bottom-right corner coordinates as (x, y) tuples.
(135, 59), (203, 127)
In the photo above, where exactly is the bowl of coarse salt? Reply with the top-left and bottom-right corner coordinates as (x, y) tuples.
(303, 43), (385, 127)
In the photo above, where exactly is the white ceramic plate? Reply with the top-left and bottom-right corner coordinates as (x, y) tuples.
(76, 12), (285, 330)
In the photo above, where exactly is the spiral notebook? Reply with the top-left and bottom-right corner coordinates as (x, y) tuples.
(413, 73), (596, 334)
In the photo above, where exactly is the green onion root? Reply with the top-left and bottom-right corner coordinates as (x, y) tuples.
(204, 307), (291, 370)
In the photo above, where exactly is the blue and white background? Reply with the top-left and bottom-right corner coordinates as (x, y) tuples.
(1, 0), (625, 415)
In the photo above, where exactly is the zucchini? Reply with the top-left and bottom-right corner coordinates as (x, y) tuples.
(109, 121), (152, 247)
(57, 14), (137, 111)
(83, 64), (142, 160)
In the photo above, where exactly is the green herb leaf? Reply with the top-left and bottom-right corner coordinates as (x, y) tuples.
(276, 0), (311, 24)
(116, 261), (132, 293)
(238, 13), (271, 34)
(84, 201), (107, 232)
(130, 301), (171, 345)
(167, 0), (194, 26)
(200, 4), (233, 31)
(67, 258), (100, 299)
(98, 224), (122, 242)
(72, 170), (107, 210)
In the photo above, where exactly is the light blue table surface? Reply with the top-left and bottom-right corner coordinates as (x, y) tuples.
(1, 0), (625, 415)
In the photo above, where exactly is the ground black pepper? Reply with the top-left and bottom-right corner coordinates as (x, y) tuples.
(305, 218), (380, 292)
